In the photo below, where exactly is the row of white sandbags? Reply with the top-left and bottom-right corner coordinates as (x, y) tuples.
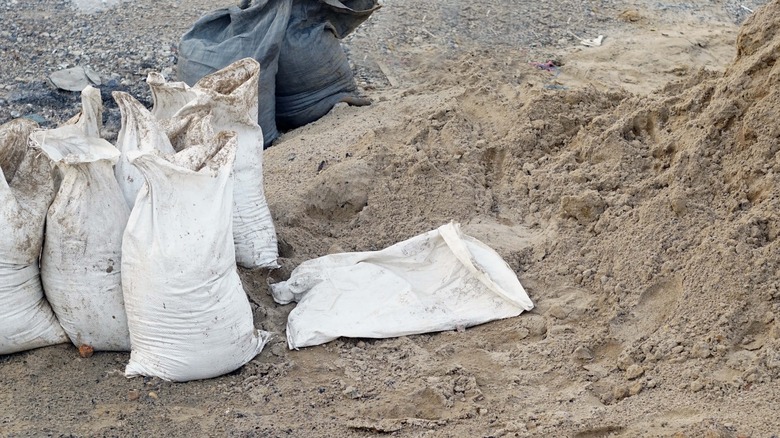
(1, 119), (69, 354)
(0, 59), (275, 381)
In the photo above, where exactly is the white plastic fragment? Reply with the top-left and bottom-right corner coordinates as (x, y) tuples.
(31, 86), (131, 351)
(122, 130), (270, 382)
(581, 35), (604, 47)
(272, 222), (534, 349)
(0, 119), (69, 355)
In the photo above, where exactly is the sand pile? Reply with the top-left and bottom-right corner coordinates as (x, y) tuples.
(542, 0), (780, 392)
(265, 0), (779, 406)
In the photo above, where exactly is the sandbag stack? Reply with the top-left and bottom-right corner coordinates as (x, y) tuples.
(0, 59), (276, 381)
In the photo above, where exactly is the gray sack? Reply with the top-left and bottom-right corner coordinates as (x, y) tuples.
(177, 0), (380, 147)
(177, 0), (292, 147)
(275, 0), (381, 130)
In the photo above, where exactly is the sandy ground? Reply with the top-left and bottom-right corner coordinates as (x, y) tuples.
(2, 0), (780, 436)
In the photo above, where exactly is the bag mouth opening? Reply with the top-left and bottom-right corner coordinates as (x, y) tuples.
(195, 58), (259, 97)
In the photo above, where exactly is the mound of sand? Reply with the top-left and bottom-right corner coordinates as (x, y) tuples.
(263, 0), (779, 430)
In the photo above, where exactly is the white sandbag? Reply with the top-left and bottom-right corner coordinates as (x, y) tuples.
(146, 58), (278, 269)
(114, 90), (176, 208)
(31, 86), (131, 351)
(0, 119), (69, 355)
(122, 131), (270, 382)
(271, 222), (535, 349)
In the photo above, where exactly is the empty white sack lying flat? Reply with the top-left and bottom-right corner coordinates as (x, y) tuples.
(146, 58), (278, 269)
(31, 86), (131, 351)
(122, 130), (269, 382)
(0, 119), (68, 355)
(272, 222), (535, 349)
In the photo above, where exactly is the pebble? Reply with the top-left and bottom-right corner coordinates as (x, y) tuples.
(523, 315), (548, 336)
(625, 364), (645, 380)
(128, 390), (141, 401)
(573, 345), (594, 360)
(690, 379), (705, 392)
(692, 342), (712, 359)
(612, 385), (629, 401)
(629, 381), (644, 396)
(616, 353), (635, 371)
(148, 391), (159, 399)
(342, 386), (361, 399)
(548, 304), (569, 320)
(78, 345), (94, 358)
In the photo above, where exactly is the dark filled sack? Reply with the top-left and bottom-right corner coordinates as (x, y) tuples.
(177, 0), (293, 147)
(275, 0), (381, 130)
(177, 0), (380, 146)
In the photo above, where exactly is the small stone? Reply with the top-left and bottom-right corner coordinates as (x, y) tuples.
(148, 391), (159, 399)
(618, 10), (642, 22)
(629, 381), (644, 396)
(690, 379), (705, 392)
(560, 190), (606, 224)
(626, 364), (645, 380)
(524, 315), (547, 336)
(548, 304), (568, 319)
(128, 390), (141, 401)
(612, 385), (629, 401)
(671, 197), (688, 216)
(574, 346), (594, 361)
(78, 345), (94, 358)
(343, 386), (361, 399)
(692, 343), (712, 359)
(617, 353), (635, 371)
(771, 324), (780, 340)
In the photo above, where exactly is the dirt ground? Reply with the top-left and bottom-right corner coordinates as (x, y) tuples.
(1, 0), (780, 436)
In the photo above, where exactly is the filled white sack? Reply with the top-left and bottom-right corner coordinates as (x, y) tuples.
(0, 119), (68, 355)
(31, 86), (131, 351)
(272, 222), (535, 349)
(122, 131), (270, 382)
(146, 58), (278, 269)
(113, 90), (176, 208)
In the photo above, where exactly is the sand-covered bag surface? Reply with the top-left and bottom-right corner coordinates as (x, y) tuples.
(1, 0), (779, 436)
